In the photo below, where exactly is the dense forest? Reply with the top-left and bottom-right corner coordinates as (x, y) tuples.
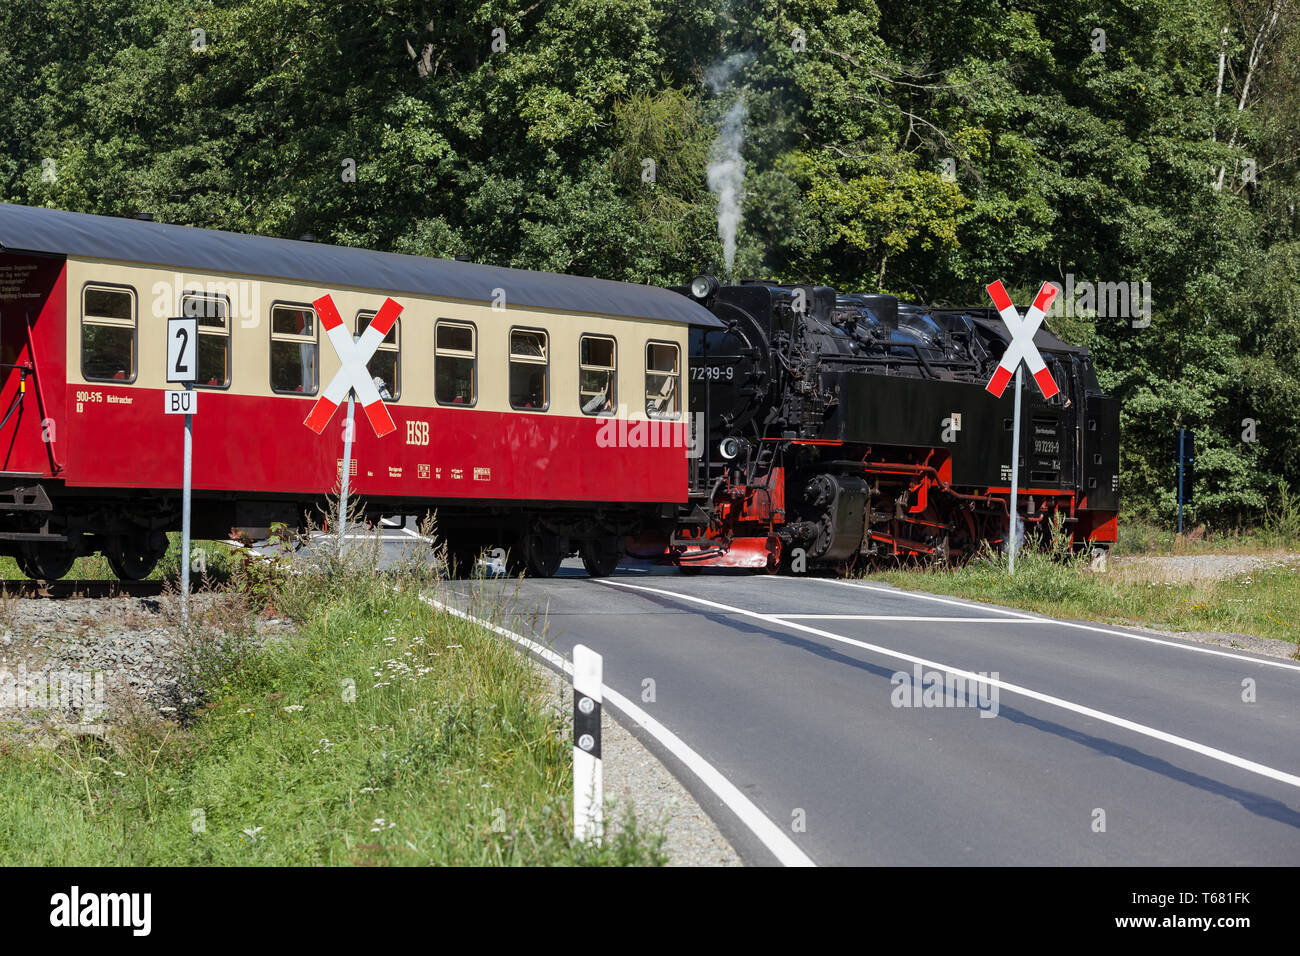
(1, 0), (1296, 528)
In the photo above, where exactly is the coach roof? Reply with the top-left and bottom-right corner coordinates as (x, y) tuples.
(0, 203), (722, 328)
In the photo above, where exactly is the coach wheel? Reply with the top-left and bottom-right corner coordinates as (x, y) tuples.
(579, 538), (622, 578)
(513, 534), (563, 578)
(17, 544), (77, 581)
(106, 532), (168, 581)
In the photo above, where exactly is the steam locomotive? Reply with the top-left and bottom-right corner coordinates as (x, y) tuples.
(660, 277), (1120, 571)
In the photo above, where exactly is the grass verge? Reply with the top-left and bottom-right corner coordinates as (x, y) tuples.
(871, 546), (1299, 650)
(0, 528), (665, 865)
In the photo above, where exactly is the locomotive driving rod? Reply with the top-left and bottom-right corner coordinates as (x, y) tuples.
(859, 461), (1011, 514)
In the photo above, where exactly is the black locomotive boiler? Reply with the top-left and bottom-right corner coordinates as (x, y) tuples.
(664, 277), (1120, 571)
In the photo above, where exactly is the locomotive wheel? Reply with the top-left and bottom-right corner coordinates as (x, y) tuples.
(512, 534), (563, 578)
(17, 545), (77, 581)
(106, 532), (168, 581)
(579, 537), (622, 578)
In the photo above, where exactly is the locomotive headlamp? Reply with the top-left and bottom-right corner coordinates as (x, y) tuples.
(690, 274), (720, 300)
(719, 436), (747, 460)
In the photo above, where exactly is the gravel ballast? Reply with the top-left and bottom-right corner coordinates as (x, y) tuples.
(0, 595), (293, 735)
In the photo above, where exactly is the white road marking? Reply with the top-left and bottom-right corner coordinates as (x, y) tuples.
(774, 615), (1047, 623)
(600, 579), (1300, 792)
(421, 592), (817, 867)
(818, 579), (1300, 674)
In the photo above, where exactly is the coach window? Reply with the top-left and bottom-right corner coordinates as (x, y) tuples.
(355, 310), (400, 401)
(508, 328), (548, 411)
(579, 335), (616, 415)
(645, 342), (681, 419)
(181, 292), (231, 388)
(435, 321), (476, 405)
(81, 285), (136, 383)
(270, 304), (319, 395)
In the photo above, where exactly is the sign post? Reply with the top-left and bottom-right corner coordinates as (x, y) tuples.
(166, 315), (198, 622)
(1175, 428), (1194, 535)
(339, 393), (355, 549)
(303, 294), (402, 543)
(1008, 366), (1023, 574)
(983, 280), (1061, 575)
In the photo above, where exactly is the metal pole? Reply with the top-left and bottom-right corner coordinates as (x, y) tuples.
(1008, 366), (1023, 575)
(180, 383), (193, 625)
(1177, 428), (1184, 536)
(339, 393), (355, 549)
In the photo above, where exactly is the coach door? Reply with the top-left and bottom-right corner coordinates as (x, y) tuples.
(0, 252), (65, 477)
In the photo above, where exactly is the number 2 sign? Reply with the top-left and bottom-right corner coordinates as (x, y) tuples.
(167, 315), (198, 383)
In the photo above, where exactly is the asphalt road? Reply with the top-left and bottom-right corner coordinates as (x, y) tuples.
(435, 559), (1300, 867)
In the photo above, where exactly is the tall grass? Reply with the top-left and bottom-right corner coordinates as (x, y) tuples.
(0, 502), (666, 865)
(873, 517), (1300, 650)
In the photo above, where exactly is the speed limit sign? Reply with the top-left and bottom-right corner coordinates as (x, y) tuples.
(167, 315), (198, 383)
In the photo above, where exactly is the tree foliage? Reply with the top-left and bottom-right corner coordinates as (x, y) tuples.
(1, 0), (1296, 527)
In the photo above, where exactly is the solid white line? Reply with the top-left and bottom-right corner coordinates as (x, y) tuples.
(774, 615), (1047, 623)
(420, 592), (817, 867)
(819, 579), (1300, 673)
(600, 579), (1300, 791)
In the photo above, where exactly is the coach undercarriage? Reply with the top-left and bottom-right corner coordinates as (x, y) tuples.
(0, 479), (648, 581)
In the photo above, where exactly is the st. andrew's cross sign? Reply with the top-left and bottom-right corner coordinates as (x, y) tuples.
(302, 292), (402, 543)
(984, 280), (1060, 401)
(304, 293), (403, 438)
(983, 279), (1061, 574)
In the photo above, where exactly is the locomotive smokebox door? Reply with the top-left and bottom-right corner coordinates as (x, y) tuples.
(689, 310), (770, 439)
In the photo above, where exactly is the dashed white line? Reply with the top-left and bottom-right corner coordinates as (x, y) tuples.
(420, 591), (817, 867)
(599, 579), (1300, 792)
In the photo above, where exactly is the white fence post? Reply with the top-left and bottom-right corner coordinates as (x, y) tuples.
(572, 644), (603, 843)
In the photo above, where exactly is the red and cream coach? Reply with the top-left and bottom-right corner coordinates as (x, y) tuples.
(0, 203), (719, 580)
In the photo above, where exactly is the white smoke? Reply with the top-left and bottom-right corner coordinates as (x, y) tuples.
(705, 53), (752, 278)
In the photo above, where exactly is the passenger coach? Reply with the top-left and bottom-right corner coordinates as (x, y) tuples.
(0, 204), (720, 579)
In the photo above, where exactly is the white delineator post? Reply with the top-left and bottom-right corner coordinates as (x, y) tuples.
(983, 280), (1061, 576)
(572, 644), (603, 843)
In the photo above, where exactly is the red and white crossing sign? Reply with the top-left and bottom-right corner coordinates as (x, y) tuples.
(303, 294), (402, 437)
(984, 280), (1060, 400)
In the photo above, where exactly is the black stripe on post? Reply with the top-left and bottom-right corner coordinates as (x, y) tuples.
(574, 694), (601, 760)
